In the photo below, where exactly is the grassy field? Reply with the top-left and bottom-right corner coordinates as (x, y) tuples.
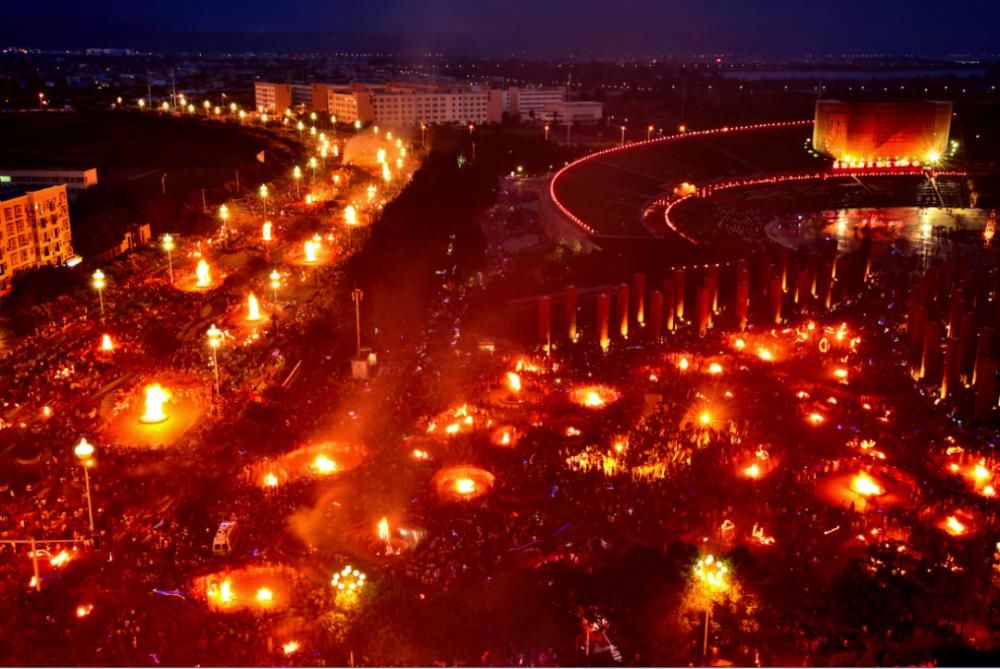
(0, 111), (301, 256)
(0, 110), (297, 194)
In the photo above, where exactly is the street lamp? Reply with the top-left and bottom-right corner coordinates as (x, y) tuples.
(293, 166), (302, 198)
(219, 204), (229, 240)
(420, 122), (427, 145)
(297, 120), (304, 140)
(344, 205), (358, 248)
(73, 438), (96, 538)
(351, 288), (364, 359)
(544, 124), (550, 141)
(161, 234), (175, 284)
(269, 269), (281, 306)
(647, 125), (654, 141)
(354, 119), (362, 132)
(259, 184), (269, 219)
(92, 270), (106, 319)
(692, 553), (731, 662)
(206, 324), (222, 396)
(620, 125), (626, 146)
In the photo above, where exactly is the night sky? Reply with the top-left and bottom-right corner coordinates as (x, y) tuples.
(6, 0), (1000, 56)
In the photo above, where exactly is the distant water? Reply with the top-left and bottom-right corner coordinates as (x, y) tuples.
(724, 69), (986, 81)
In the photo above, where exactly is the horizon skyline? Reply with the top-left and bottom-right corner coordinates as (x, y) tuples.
(4, 1), (1000, 58)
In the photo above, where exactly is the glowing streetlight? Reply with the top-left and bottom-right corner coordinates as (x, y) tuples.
(91, 270), (106, 319)
(269, 269), (281, 306)
(352, 288), (364, 359)
(161, 234), (175, 284)
(73, 438), (96, 536)
(693, 553), (731, 661)
(544, 124), (550, 141)
(206, 324), (222, 396)
(219, 204), (229, 239)
(620, 125), (626, 146)
(292, 166), (302, 198)
(137, 98), (145, 109)
(259, 184), (269, 219)
(647, 125), (654, 141)
(354, 119), (362, 131)
(420, 122), (427, 145)
(297, 120), (304, 140)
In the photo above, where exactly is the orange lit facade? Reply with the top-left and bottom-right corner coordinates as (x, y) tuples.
(254, 81), (293, 114)
(0, 184), (75, 295)
(813, 100), (952, 163)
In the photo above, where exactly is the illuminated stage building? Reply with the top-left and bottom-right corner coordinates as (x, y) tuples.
(813, 100), (952, 164)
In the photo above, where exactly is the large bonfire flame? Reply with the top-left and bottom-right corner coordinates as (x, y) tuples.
(851, 472), (883, 497)
(195, 259), (212, 287)
(304, 239), (319, 263)
(246, 293), (262, 322)
(570, 384), (620, 409)
(140, 383), (169, 424)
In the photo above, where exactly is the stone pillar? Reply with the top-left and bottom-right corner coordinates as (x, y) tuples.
(597, 292), (611, 352)
(673, 268), (685, 320)
(735, 277), (749, 332)
(633, 273), (646, 326)
(649, 290), (663, 341)
(788, 257), (801, 304)
(769, 274), (782, 325)
(662, 280), (676, 332)
(696, 286), (710, 337)
(707, 265), (720, 313)
(616, 283), (630, 339)
(565, 285), (578, 342)
(920, 320), (941, 381)
(538, 296), (552, 352)
(973, 327), (995, 386)
(974, 358), (997, 419)
(941, 337), (960, 400)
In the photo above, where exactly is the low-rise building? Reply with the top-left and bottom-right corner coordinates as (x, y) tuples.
(503, 87), (567, 120)
(0, 184), (75, 295)
(328, 82), (503, 127)
(254, 81), (292, 114)
(539, 100), (604, 124)
(0, 168), (97, 198)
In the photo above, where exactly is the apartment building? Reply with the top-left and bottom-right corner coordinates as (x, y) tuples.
(0, 184), (74, 295)
(254, 81), (292, 114)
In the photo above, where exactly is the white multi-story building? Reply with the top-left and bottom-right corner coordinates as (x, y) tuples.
(327, 82), (503, 127)
(0, 184), (75, 295)
(503, 87), (567, 120)
(0, 168), (97, 198)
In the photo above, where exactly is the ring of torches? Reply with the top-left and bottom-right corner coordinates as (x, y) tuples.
(257, 439), (367, 488)
(195, 565), (298, 612)
(433, 465), (495, 501)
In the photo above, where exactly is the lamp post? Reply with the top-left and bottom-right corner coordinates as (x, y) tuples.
(420, 123), (427, 146)
(259, 184), (269, 219)
(693, 553), (731, 662)
(544, 124), (550, 141)
(293, 166), (302, 199)
(219, 204), (229, 241)
(162, 234), (175, 284)
(92, 270), (106, 320)
(73, 438), (96, 538)
(297, 120), (304, 141)
(620, 125), (626, 146)
(351, 288), (363, 359)
(344, 205), (357, 248)
(647, 125), (654, 141)
(269, 269), (281, 306)
(206, 324), (222, 397)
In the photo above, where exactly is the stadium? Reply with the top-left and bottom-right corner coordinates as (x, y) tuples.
(545, 101), (972, 261)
